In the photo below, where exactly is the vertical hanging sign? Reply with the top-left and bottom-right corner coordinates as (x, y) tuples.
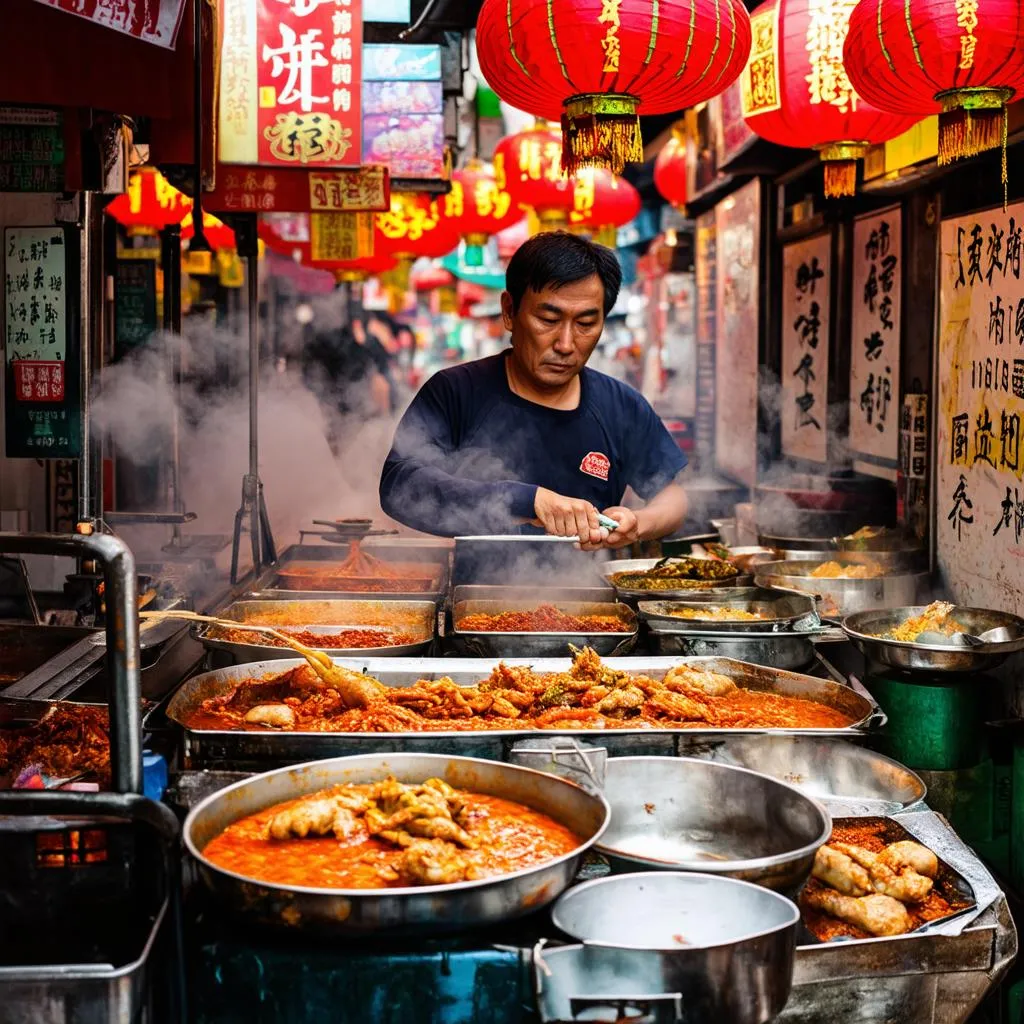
(781, 233), (831, 463)
(693, 211), (717, 474)
(937, 203), (1024, 609)
(850, 207), (901, 467)
(219, 0), (363, 167)
(3, 227), (80, 458)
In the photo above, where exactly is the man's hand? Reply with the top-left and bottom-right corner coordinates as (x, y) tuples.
(579, 505), (639, 551)
(532, 487), (607, 545)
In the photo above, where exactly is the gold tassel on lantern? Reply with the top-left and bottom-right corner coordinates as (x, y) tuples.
(561, 94), (644, 175)
(937, 88), (1012, 164)
(817, 143), (868, 199)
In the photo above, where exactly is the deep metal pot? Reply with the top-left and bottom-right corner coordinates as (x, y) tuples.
(537, 872), (800, 1024)
(596, 757), (830, 893)
(184, 752), (609, 935)
(644, 630), (817, 670)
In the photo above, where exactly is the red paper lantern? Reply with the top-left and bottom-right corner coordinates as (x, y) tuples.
(569, 168), (641, 245)
(182, 211), (236, 252)
(476, 0), (752, 175)
(740, 0), (919, 197)
(107, 167), (191, 229)
(844, 0), (1024, 178)
(441, 160), (525, 265)
(375, 192), (459, 262)
(654, 134), (688, 209)
(493, 124), (575, 227)
(324, 252), (399, 283)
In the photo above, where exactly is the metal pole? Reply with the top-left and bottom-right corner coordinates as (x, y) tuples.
(245, 215), (261, 568)
(0, 532), (141, 793)
(78, 193), (93, 527)
(161, 225), (183, 543)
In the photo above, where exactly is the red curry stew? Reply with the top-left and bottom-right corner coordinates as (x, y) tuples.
(201, 779), (583, 889)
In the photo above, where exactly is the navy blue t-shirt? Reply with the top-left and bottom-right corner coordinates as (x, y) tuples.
(379, 352), (687, 536)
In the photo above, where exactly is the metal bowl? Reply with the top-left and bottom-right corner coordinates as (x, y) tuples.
(596, 757), (830, 892)
(754, 559), (928, 617)
(842, 605), (1024, 674)
(184, 753), (609, 935)
(639, 590), (819, 633)
(538, 872), (799, 1024)
(675, 735), (926, 816)
(601, 559), (754, 601)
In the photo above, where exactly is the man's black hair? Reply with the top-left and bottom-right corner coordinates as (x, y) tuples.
(505, 231), (622, 315)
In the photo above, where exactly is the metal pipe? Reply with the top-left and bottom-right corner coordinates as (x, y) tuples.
(161, 225), (184, 543)
(0, 532), (141, 793)
(78, 193), (93, 527)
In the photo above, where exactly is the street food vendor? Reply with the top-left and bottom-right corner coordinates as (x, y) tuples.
(379, 232), (688, 548)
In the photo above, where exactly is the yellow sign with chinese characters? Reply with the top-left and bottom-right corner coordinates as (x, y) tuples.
(310, 212), (374, 261)
(741, 6), (781, 117)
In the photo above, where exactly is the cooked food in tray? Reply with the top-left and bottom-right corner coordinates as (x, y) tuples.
(202, 774), (582, 889)
(0, 704), (109, 785)
(808, 560), (885, 580)
(881, 601), (966, 643)
(800, 819), (972, 941)
(610, 556), (741, 591)
(184, 647), (857, 734)
(457, 604), (626, 633)
(277, 542), (441, 594)
(208, 626), (422, 650)
(668, 607), (766, 622)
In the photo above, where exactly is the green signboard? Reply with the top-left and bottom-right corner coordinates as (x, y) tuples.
(3, 226), (81, 459)
(115, 259), (158, 356)
(0, 108), (65, 193)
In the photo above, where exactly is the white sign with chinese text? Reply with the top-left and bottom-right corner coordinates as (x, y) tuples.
(781, 233), (830, 463)
(938, 204), (1024, 610)
(715, 180), (760, 487)
(850, 207), (901, 468)
(4, 227), (67, 363)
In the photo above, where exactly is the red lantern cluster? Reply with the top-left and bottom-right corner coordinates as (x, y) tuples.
(569, 168), (641, 245)
(107, 167), (191, 229)
(493, 123), (574, 227)
(740, 0), (919, 197)
(476, 0), (752, 175)
(844, 0), (1024, 178)
(441, 160), (524, 265)
(653, 134), (688, 209)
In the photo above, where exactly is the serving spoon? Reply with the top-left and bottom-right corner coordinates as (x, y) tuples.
(915, 626), (1016, 647)
(139, 609), (385, 707)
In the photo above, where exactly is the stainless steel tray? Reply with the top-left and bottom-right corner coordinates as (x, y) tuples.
(601, 559), (754, 601)
(645, 631), (817, 671)
(196, 598), (436, 663)
(165, 656), (884, 771)
(449, 585), (636, 657)
(639, 589), (819, 633)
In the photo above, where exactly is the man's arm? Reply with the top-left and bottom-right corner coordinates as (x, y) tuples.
(378, 374), (538, 536)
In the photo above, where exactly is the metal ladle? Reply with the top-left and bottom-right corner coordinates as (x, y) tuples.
(915, 626), (1017, 647)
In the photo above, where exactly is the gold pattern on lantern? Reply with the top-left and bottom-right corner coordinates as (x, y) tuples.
(444, 181), (465, 218)
(570, 171), (596, 223)
(598, 0), (623, 73)
(474, 179), (512, 219)
(955, 0), (979, 69)
(742, 7), (781, 115)
(377, 197), (438, 242)
(804, 0), (859, 113)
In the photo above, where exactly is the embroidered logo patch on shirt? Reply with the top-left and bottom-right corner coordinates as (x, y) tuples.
(580, 451), (611, 481)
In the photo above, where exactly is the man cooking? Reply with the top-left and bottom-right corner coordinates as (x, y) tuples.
(378, 232), (688, 549)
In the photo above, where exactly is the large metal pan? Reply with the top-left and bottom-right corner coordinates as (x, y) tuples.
(639, 590), (819, 634)
(601, 559), (754, 601)
(165, 656), (883, 771)
(595, 756), (831, 893)
(675, 735), (926, 816)
(842, 606), (1024, 674)
(184, 752), (609, 935)
(449, 585), (636, 657)
(645, 631), (817, 671)
(194, 599), (437, 663)
(538, 872), (800, 1024)
(754, 559), (929, 617)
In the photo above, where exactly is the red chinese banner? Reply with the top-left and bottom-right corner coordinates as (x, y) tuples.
(29, 0), (186, 48)
(219, 0), (363, 168)
(13, 361), (66, 403)
(206, 164), (389, 213)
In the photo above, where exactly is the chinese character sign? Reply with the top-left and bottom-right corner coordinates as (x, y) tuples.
(219, 0), (363, 168)
(849, 207), (901, 467)
(4, 227), (67, 364)
(714, 179), (760, 487)
(938, 201), (1024, 610)
(781, 233), (831, 463)
(29, 0), (186, 48)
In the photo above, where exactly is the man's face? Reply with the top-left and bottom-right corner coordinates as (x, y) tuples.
(501, 274), (606, 389)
